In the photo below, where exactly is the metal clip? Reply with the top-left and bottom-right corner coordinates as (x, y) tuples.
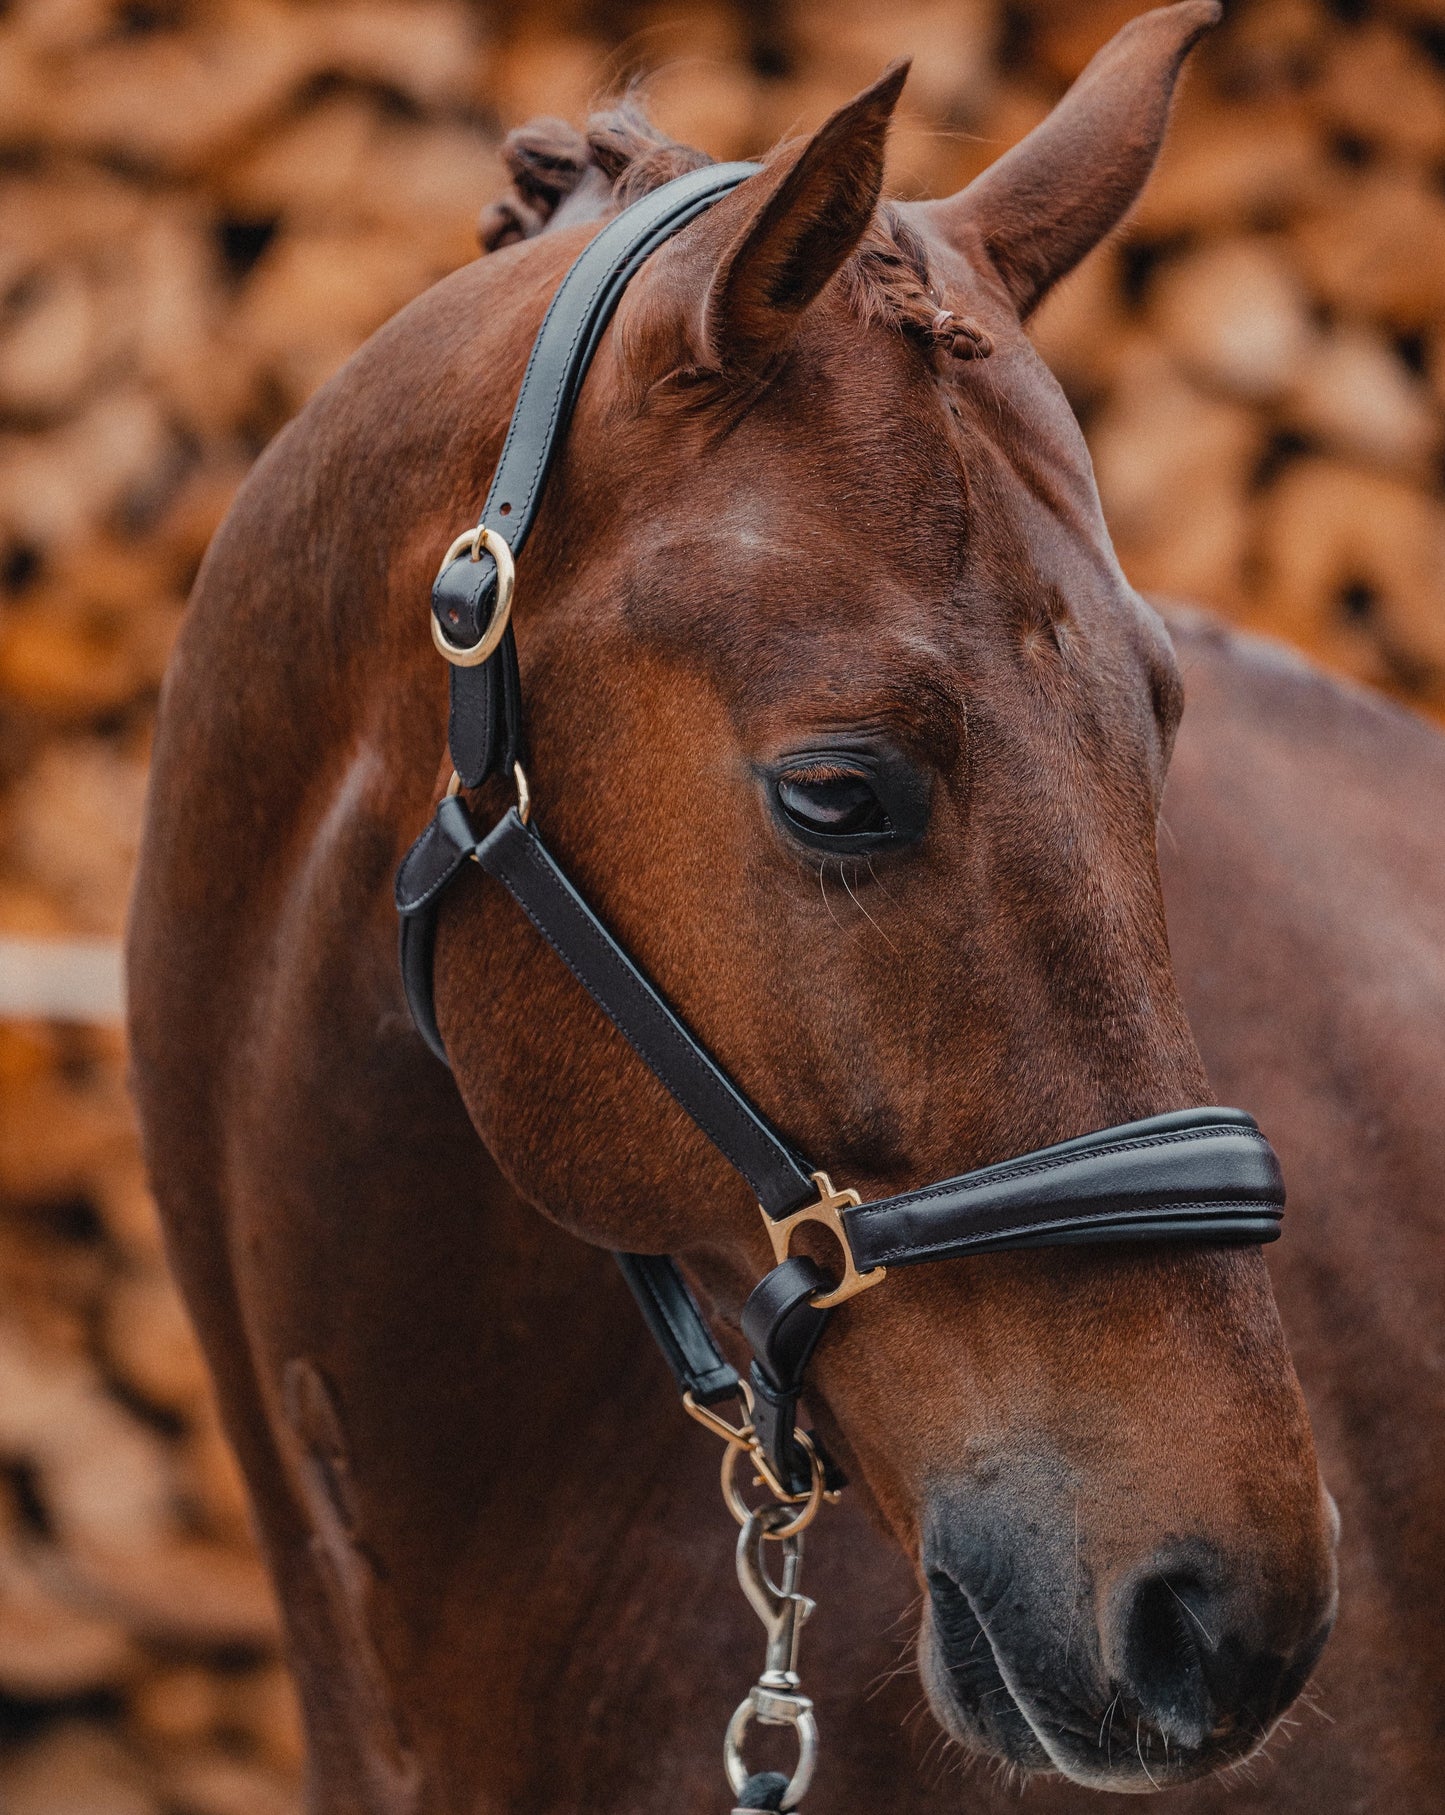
(723, 1508), (819, 1811)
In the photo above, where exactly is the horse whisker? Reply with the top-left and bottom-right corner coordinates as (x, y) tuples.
(841, 860), (900, 953)
(1137, 1719), (1161, 1789)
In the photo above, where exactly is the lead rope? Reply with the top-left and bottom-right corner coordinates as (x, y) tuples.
(686, 1386), (831, 1811)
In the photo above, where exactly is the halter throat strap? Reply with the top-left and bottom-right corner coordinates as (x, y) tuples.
(394, 165), (1285, 1500)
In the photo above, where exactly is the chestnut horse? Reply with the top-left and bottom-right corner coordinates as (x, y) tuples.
(127, 4), (1441, 1807)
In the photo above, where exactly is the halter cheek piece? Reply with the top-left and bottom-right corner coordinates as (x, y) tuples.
(394, 161), (1284, 1804)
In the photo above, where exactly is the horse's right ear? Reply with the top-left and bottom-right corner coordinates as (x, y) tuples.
(920, 1), (1219, 320)
(702, 61), (909, 373)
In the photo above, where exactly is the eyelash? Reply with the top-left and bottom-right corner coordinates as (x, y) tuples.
(781, 760), (867, 787)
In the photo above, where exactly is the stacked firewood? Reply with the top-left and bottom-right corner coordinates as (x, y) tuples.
(0, 1019), (302, 1814)
(1, 0), (1444, 1805)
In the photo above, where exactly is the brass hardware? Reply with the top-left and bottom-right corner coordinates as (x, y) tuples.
(443, 761), (532, 833)
(722, 1429), (825, 1539)
(683, 1378), (755, 1448)
(430, 524), (516, 667)
(686, 1382), (824, 1537)
(763, 1172), (885, 1310)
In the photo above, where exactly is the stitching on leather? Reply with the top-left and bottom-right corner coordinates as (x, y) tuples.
(861, 1202), (1281, 1266)
(631, 1260), (730, 1388)
(489, 173), (748, 531)
(396, 825), (474, 913)
(487, 821), (807, 1205)
(449, 171), (751, 774)
(845, 1124), (1270, 1221)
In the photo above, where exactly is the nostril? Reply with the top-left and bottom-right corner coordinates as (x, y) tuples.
(1121, 1572), (1216, 1750)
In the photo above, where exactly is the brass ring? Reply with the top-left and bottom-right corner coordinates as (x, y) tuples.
(444, 762), (531, 834)
(721, 1431), (825, 1539)
(430, 526), (516, 668)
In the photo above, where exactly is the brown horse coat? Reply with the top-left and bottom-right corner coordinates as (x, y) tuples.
(127, 5), (1440, 1808)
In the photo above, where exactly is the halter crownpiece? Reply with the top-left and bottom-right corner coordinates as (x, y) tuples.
(393, 163), (1285, 1811)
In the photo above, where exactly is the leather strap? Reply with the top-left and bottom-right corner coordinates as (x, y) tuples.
(614, 1251), (741, 1406)
(447, 630), (523, 802)
(842, 1108), (1283, 1271)
(476, 808), (819, 1216)
(395, 795), (480, 1063)
(436, 159), (759, 786)
(742, 1258), (832, 1390)
(742, 1258), (834, 1496)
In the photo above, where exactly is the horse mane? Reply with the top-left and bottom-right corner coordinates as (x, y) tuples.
(478, 99), (991, 362)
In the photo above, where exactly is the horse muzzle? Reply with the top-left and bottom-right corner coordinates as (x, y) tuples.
(918, 1486), (1339, 1791)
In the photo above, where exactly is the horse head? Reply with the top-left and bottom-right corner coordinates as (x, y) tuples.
(424, 2), (1336, 1789)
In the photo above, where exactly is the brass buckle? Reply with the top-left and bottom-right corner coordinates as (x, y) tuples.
(431, 524), (516, 667)
(763, 1172), (885, 1311)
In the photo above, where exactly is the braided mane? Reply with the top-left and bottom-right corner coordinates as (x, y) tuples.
(478, 100), (991, 362)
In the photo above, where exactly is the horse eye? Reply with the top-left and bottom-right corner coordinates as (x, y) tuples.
(776, 765), (891, 839)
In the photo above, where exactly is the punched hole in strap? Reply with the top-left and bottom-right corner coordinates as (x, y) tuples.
(761, 1171), (885, 1310)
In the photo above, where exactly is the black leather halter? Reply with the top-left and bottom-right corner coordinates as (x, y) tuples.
(395, 163), (1284, 1497)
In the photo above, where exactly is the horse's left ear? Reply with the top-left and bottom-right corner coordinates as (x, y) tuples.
(920, 1), (1219, 320)
(703, 60), (909, 372)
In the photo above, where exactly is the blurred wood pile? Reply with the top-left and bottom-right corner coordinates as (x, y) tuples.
(2, 0), (1445, 1806)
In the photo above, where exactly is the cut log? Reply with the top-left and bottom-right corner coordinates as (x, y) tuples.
(1147, 236), (1315, 404)
(1312, 20), (1445, 162)
(130, 1667), (226, 1747)
(1087, 349), (1262, 610)
(0, 1324), (177, 1553)
(0, 264), (108, 421)
(233, 223), (453, 409)
(1253, 458), (1445, 703)
(0, 1724), (158, 1815)
(3, 738), (150, 938)
(218, 1662), (305, 1773)
(38, 4), (317, 174)
(180, 1404), (261, 1549)
(159, 1753), (302, 1815)
(492, 30), (614, 131)
(1293, 172), (1445, 331)
(0, 1539), (137, 1700)
(102, 1268), (212, 1420)
(1283, 325), (1439, 474)
(1131, 97), (1326, 236)
(37, 1539), (283, 1651)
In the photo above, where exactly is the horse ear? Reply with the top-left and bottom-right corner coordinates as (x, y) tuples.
(703, 60), (909, 372)
(920, 1), (1219, 320)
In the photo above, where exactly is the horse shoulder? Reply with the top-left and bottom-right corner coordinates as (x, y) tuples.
(1160, 606), (1445, 1808)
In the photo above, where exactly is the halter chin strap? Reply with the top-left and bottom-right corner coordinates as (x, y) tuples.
(395, 166), (1285, 1499)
